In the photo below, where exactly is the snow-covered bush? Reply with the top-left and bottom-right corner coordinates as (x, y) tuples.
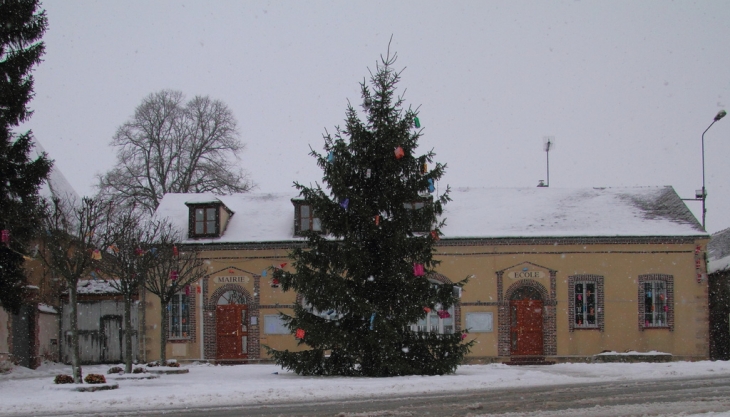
(165, 360), (180, 368)
(107, 366), (123, 374)
(132, 367), (146, 374)
(54, 374), (74, 384)
(0, 360), (12, 374)
(84, 374), (106, 384)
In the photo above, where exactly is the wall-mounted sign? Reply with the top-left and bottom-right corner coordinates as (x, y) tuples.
(507, 270), (546, 279)
(214, 276), (250, 284)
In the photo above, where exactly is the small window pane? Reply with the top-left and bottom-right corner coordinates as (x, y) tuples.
(312, 218), (321, 231)
(196, 208), (204, 221)
(206, 208), (216, 219)
(206, 220), (215, 233)
(301, 205), (310, 218)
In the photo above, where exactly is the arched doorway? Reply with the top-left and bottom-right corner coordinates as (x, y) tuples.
(509, 286), (543, 356)
(215, 290), (248, 360)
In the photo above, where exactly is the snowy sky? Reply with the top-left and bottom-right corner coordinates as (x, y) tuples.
(20, 1), (730, 233)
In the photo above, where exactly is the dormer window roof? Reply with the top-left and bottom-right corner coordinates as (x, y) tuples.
(185, 199), (234, 239)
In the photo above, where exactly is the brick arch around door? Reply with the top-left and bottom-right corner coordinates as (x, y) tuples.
(497, 264), (557, 357)
(203, 269), (260, 361)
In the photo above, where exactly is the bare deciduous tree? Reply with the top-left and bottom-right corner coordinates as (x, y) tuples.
(142, 223), (206, 364)
(97, 209), (158, 373)
(97, 90), (253, 216)
(39, 196), (112, 383)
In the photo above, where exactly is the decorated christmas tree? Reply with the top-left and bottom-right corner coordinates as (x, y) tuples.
(267, 50), (473, 376)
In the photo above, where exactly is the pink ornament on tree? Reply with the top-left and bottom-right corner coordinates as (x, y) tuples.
(413, 263), (425, 276)
(1, 230), (9, 244)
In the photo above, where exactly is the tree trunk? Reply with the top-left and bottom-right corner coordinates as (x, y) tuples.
(123, 295), (133, 373)
(160, 298), (168, 364)
(68, 283), (82, 383)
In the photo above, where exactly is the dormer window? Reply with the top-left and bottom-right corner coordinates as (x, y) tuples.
(404, 197), (432, 233)
(185, 200), (234, 239)
(292, 200), (323, 236)
(194, 206), (218, 236)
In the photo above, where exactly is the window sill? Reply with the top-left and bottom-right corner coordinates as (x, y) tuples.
(642, 326), (670, 330)
(167, 338), (191, 343)
(572, 326), (600, 330)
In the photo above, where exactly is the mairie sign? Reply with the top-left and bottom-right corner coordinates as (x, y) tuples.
(214, 276), (250, 284)
(507, 270), (545, 279)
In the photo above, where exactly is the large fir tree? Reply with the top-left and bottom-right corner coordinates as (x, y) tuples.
(0, 0), (51, 314)
(268, 51), (473, 377)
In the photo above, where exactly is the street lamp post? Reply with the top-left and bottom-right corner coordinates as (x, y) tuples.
(700, 109), (727, 229)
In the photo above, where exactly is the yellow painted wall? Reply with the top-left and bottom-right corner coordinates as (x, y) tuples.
(143, 238), (710, 362)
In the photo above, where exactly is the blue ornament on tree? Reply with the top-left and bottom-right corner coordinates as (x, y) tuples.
(340, 198), (349, 210)
(427, 178), (435, 193)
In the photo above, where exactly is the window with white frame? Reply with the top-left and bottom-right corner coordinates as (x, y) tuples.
(568, 274), (604, 332)
(169, 292), (190, 339)
(638, 274), (673, 330)
(643, 281), (668, 327)
(411, 304), (455, 334)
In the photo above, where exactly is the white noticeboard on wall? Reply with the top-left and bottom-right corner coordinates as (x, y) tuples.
(466, 312), (493, 332)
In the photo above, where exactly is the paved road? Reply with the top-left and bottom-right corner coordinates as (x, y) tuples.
(30, 374), (730, 417)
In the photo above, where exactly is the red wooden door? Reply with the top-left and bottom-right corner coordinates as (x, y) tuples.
(510, 300), (544, 356)
(216, 305), (248, 360)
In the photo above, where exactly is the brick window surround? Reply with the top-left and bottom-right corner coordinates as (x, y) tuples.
(568, 275), (605, 332)
(638, 274), (674, 331)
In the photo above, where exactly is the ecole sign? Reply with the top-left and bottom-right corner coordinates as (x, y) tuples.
(507, 270), (546, 279)
(214, 276), (250, 284)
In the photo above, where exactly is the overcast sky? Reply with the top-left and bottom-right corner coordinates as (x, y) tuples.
(21, 0), (730, 233)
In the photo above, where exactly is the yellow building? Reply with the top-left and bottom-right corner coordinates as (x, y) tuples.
(147, 186), (709, 364)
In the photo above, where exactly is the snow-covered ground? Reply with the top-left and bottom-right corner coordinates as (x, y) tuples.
(1, 359), (730, 416)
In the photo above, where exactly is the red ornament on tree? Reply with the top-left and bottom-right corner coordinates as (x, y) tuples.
(394, 146), (405, 159)
(1, 230), (9, 244)
(437, 310), (451, 319)
(173, 246), (179, 257)
(170, 270), (179, 280)
(295, 328), (305, 339)
(413, 263), (425, 276)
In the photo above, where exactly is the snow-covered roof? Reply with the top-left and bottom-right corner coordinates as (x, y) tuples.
(76, 279), (121, 295)
(708, 228), (730, 273)
(155, 186), (705, 245)
(33, 141), (80, 202)
(37, 304), (58, 314)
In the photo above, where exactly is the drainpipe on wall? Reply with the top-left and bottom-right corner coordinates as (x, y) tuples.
(199, 279), (204, 361)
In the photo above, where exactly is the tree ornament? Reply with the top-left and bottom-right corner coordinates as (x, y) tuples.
(461, 333), (468, 340)
(413, 263), (425, 276)
(430, 230), (439, 241)
(173, 246), (179, 257)
(366, 168), (371, 178)
(696, 245), (702, 254)
(295, 328), (305, 339)
(427, 178), (435, 193)
(279, 263), (288, 269)
(394, 146), (405, 159)
(663, 305), (668, 312)
(184, 285), (191, 296)
(340, 198), (349, 210)
(135, 248), (145, 256)
(327, 151), (334, 163)
(646, 290), (652, 297)
(91, 271), (98, 281)
(170, 270), (179, 281)
(369, 313), (376, 330)
(261, 269), (268, 277)
(414, 117), (421, 128)
(271, 277), (280, 288)
(437, 310), (451, 319)
(1, 230), (9, 244)
(659, 294), (665, 301)
(91, 249), (102, 260)
(109, 244), (119, 253)
(375, 215), (380, 226)
(422, 163), (427, 174)
(423, 306), (431, 313)
(363, 97), (372, 109)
